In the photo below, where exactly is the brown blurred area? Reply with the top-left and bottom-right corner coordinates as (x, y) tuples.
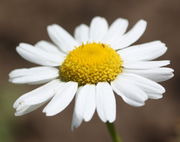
(0, 0), (180, 142)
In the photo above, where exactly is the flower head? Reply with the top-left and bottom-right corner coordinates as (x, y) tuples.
(9, 17), (174, 129)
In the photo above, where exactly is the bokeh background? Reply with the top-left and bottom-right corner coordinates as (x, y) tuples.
(0, 0), (179, 142)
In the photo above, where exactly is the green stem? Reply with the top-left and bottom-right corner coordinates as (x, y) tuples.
(106, 122), (123, 142)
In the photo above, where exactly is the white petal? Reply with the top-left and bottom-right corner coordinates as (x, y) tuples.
(118, 41), (167, 61)
(17, 43), (64, 66)
(15, 102), (45, 116)
(123, 60), (170, 69)
(47, 24), (78, 53)
(74, 24), (89, 43)
(111, 75), (148, 107)
(71, 107), (83, 130)
(102, 18), (128, 46)
(75, 84), (96, 122)
(147, 93), (163, 99)
(112, 20), (147, 49)
(89, 17), (108, 42)
(120, 95), (145, 107)
(96, 82), (116, 123)
(43, 81), (78, 116)
(13, 79), (62, 108)
(9, 67), (59, 85)
(124, 67), (174, 82)
(71, 93), (83, 130)
(119, 73), (165, 99)
(35, 40), (66, 56)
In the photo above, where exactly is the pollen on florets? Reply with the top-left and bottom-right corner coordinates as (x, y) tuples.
(60, 43), (123, 85)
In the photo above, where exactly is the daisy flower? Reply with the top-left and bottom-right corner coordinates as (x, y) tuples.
(9, 16), (174, 129)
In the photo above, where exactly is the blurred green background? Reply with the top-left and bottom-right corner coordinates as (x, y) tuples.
(0, 0), (180, 142)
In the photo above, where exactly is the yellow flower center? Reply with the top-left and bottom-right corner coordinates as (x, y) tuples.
(60, 43), (123, 85)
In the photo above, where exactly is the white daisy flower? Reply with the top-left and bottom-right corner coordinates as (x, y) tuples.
(9, 16), (174, 129)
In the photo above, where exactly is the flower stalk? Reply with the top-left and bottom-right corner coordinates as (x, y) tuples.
(106, 122), (122, 142)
